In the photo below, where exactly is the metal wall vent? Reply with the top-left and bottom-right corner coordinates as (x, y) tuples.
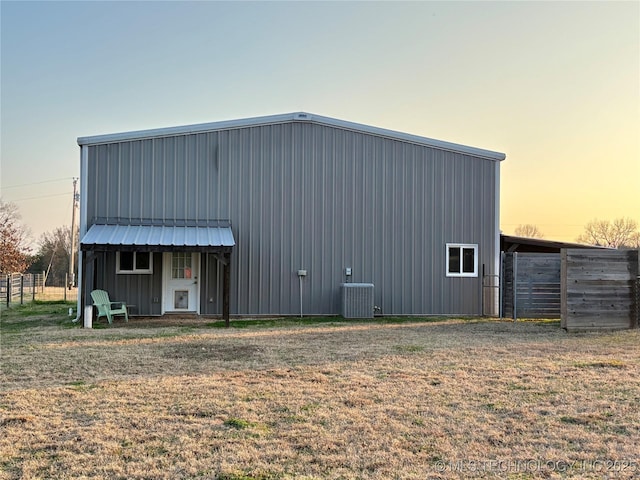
(341, 283), (374, 319)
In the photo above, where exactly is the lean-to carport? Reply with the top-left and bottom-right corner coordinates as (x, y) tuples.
(79, 222), (235, 327)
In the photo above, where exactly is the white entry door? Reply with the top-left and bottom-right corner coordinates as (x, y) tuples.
(163, 252), (200, 313)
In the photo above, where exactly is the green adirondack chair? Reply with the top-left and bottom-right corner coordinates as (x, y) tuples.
(90, 289), (129, 324)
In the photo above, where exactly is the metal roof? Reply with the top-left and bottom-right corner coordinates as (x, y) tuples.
(77, 112), (506, 161)
(81, 224), (235, 252)
(500, 234), (608, 253)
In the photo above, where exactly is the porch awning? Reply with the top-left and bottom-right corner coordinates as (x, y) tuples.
(80, 224), (235, 252)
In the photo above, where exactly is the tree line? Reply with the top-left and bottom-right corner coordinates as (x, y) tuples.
(515, 218), (640, 249)
(1, 199), (77, 284)
(1, 198), (639, 277)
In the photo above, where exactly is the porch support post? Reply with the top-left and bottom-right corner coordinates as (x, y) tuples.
(222, 252), (231, 327)
(82, 251), (95, 328)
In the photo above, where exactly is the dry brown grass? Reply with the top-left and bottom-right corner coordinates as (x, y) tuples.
(1, 314), (639, 479)
(34, 287), (78, 302)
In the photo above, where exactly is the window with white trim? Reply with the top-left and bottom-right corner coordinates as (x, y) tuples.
(116, 252), (153, 274)
(446, 244), (478, 277)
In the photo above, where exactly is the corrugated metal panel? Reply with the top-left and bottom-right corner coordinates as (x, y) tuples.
(81, 224), (235, 248)
(85, 120), (499, 316)
(98, 252), (163, 315)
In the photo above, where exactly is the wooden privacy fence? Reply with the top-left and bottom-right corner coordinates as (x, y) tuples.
(501, 252), (561, 319)
(561, 249), (640, 331)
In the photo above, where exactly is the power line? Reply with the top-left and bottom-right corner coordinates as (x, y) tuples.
(9, 192), (72, 202)
(1, 177), (72, 190)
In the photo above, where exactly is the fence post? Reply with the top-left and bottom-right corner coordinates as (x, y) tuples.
(513, 252), (518, 321)
(636, 249), (640, 329)
(20, 275), (24, 305)
(635, 274), (640, 329)
(6, 275), (10, 308)
(499, 252), (504, 320)
(32, 274), (36, 302)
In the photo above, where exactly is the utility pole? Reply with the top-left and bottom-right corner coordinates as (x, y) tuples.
(69, 178), (79, 288)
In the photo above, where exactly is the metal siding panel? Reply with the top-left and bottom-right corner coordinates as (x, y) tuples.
(201, 254), (221, 315)
(151, 139), (163, 221)
(92, 145), (110, 221)
(185, 135), (198, 220)
(257, 127), (272, 313)
(105, 144), (119, 221)
(314, 127), (327, 311)
(162, 137), (175, 221)
(174, 136), (187, 221)
(196, 133), (214, 222)
(86, 119), (498, 316)
(370, 137), (386, 311)
(139, 140), (154, 219)
(277, 125), (293, 313)
(127, 141), (138, 219)
(115, 143), (128, 220)
(217, 131), (230, 222)
(86, 146), (98, 223)
(95, 252), (161, 316)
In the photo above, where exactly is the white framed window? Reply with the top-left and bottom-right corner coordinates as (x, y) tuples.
(116, 251), (153, 274)
(446, 244), (478, 277)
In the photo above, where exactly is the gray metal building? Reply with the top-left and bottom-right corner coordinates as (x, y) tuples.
(77, 112), (505, 327)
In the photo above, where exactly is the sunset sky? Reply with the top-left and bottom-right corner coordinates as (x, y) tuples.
(1, 1), (638, 244)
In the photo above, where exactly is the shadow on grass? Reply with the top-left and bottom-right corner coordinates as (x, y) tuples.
(205, 315), (471, 329)
(0, 300), (79, 333)
(0, 301), (562, 334)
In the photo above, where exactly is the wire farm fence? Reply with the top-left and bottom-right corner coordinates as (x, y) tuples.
(0, 273), (78, 308)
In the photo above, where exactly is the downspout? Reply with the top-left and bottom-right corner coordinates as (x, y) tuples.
(73, 144), (89, 325)
(493, 158), (502, 317)
(297, 269), (307, 317)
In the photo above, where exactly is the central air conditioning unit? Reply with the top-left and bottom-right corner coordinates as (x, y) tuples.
(341, 283), (374, 319)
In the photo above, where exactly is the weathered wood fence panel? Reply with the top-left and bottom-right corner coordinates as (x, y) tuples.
(561, 249), (639, 331)
(501, 253), (514, 317)
(501, 253), (561, 319)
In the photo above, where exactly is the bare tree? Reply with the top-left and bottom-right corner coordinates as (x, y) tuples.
(0, 199), (32, 274)
(29, 226), (77, 286)
(576, 218), (640, 249)
(514, 224), (544, 238)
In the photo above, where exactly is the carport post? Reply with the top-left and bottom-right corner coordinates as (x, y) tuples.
(513, 252), (518, 321)
(636, 248), (640, 328)
(223, 252), (231, 327)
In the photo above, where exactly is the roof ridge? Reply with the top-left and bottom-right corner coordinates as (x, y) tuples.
(77, 112), (505, 161)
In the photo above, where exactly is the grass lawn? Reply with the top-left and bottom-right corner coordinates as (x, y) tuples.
(1, 303), (639, 479)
